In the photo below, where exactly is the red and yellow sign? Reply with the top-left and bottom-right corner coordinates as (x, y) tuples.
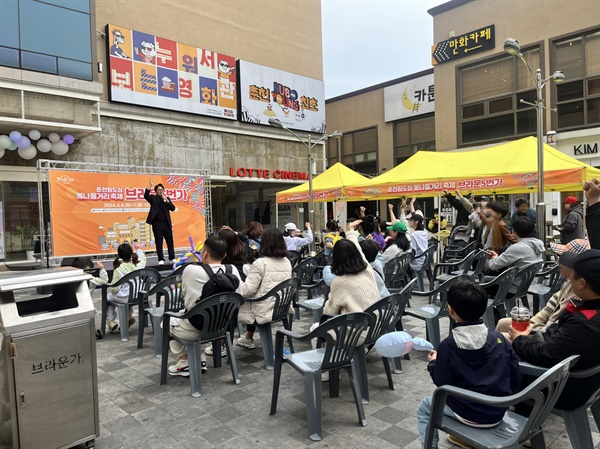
(49, 170), (206, 257)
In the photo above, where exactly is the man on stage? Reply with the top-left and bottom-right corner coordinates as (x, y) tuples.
(144, 179), (176, 265)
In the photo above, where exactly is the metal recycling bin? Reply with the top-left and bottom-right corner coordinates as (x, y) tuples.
(0, 267), (100, 449)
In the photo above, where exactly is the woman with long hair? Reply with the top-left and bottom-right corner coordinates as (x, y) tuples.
(382, 221), (412, 264)
(106, 243), (140, 333)
(237, 227), (292, 349)
(217, 227), (247, 279)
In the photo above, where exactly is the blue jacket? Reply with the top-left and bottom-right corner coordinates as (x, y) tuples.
(427, 321), (521, 425)
(508, 208), (537, 235)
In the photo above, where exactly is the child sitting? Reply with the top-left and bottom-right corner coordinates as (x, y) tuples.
(417, 280), (521, 449)
(106, 243), (140, 333)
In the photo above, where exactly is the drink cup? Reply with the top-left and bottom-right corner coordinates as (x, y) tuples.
(511, 306), (531, 332)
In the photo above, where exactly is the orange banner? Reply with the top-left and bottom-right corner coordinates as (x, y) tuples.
(49, 170), (206, 257)
(345, 168), (583, 199)
(276, 188), (343, 203)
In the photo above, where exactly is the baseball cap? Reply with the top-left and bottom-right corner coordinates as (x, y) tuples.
(284, 222), (300, 232)
(572, 249), (600, 295)
(559, 251), (578, 268)
(551, 239), (590, 255)
(565, 196), (579, 205)
(387, 221), (407, 233)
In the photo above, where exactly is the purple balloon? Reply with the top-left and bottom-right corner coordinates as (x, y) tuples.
(63, 134), (75, 145)
(9, 131), (22, 142)
(17, 136), (31, 149)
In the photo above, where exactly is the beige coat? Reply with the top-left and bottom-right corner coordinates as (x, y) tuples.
(238, 257), (292, 325)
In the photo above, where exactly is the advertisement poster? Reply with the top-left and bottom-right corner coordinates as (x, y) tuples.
(238, 60), (326, 133)
(384, 73), (435, 122)
(107, 24), (237, 120)
(49, 171), (206, 257)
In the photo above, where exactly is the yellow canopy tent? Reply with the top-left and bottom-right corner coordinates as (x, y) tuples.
(276, 162), (369, 203)
(345, 136), (600, 200)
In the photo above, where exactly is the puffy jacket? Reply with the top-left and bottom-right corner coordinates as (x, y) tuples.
(559, 205), (585, 244)
(486, 237), (545, 272)
(428, 322), (521, 424)
(238, 257), (292, 325)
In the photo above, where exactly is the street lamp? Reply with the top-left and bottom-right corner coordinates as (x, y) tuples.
(268, 118), (343, 253)
(504, 38), (565, 243)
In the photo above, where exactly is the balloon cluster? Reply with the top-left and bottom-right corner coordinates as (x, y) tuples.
(172, 236), (204, 271)
(0, 130), (75, 160)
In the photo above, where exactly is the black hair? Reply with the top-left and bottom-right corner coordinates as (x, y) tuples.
(72, 257), (93, 270)
(410, 215), (425, 231)
(447, 280), (488, 322)
(513, 216), (535, 238)
(330, 239), (368, 276)
(487, 201), (509, 218)
(326, 219), (338, 233)
(359, 239), (380, 263)
(217, 229), (245, 265)
(260, 227), (289, 258)
(380, 222), (388, 233)
(384, 232), (410, 252)
(359, 215), (375, 235)
(203, 235), (228, 261)
(154, 183), (165, 191)
(515, 198), (529, 208)
(113, 243), (138, 269)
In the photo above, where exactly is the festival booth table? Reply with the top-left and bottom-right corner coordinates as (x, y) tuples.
(276, 162), (369, 226)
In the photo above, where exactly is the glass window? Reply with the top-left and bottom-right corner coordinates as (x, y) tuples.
(462, 115), (514, 144)
(489, 97), (513, 114)
(462, 57), (513, 103)
(36, 0), (89, 13)
(554, 29), (600, 130)
(331, 127), (378, 173)
(58, 57), (92, 80)
(463, 103), (484, 119)
(20, 0), (91, 63)
(0, 0), (19, 48)
(393, 116), (435, 162)
(21, 51), (56, 74)
(0, 46), (20, 68)
(517, 48), (540, 91)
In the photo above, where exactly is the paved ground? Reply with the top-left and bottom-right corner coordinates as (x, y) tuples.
(81, 286), (600, 449)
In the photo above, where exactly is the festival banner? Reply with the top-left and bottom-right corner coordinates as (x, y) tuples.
(107, 24), (237, 120)
(345, 168), (585, 199)
(276, 188), (343, 203)
(49, 170), (206, 257)
(238, 60), (326, 133)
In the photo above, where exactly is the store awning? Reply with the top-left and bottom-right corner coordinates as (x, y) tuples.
(276, 162), (368, 203)
(345, 136), (600, 200)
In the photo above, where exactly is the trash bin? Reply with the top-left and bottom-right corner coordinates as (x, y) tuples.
(0, 267), (100, 449)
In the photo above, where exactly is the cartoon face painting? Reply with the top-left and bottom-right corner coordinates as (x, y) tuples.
(218, 59), (234, 80)
(111, 29), (130, 59)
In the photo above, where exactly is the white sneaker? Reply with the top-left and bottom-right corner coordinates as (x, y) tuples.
(237, 336), (256, 349)
(168, 358), (190, 377)
(169, 259), (177, 264)
(158, 260), (165, 265)
(107, 320), (119, 333)
(205, 345), (227, 357)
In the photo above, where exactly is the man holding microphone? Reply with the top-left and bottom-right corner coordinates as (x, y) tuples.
(144, 179), (176, 265)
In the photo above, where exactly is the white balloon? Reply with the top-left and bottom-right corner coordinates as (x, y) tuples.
(51, 141), (69, 156)
(37, 139), (52, 153)
(48, 132), (60, 143)
(28, 129), (41, 140)
(18, 144), (37, 160)
(0, 135), (11, 149)
(8, 142), (17, 151)
(0, 148), (5, 158)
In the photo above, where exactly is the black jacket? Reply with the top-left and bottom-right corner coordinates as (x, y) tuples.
(513, 298), (600, 410)
(587, 202), (600, 250)
(144, 188), (175, 227)
(427, 322), (521, 424)
(444, 192), (470, 226)
(559, 205), (584, 244)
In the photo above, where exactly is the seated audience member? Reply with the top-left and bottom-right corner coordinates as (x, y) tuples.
(237, 227), (292, 349)
(485, 216), (544, 273)
(481, 202), (517, 253)
(427, 209), (448, 233)
(371, 216), (386, 251)
(496, 240), (590, 342)
(510, 249), (600, 411)
(168, 236), (243, 376)
(359, 239), (390, 299)
(508, 199), (536, 236)
(283, 222), (313, 251)
(106, 243), (141, 334)
(585, 178), (600, 249)
(417, 281), (520, 449)
(356, 214), (376, 242)
(323, 219), (341, 265)
(407, 215), (429, 274)
(218, 227), (247, 281)
(382, 221), (411, 264)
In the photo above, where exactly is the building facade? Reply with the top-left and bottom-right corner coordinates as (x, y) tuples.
(0, 0), (325, 262)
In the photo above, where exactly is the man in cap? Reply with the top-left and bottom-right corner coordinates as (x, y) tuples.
(510, 249), (600, 411)
(585, 178), (600, 249)
(555, 196), (584, 244)
(283, 222), (312, 251)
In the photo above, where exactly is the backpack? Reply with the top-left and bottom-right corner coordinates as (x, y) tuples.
(188, 264), (240, 330)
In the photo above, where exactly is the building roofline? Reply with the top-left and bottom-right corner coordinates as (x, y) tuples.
(325, 67), (434, 104)
(427, 0), (476, 17)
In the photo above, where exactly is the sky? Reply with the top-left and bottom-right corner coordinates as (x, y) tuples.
(321, 0), (448, 99)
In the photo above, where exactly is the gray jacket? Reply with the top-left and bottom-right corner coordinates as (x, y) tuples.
(486, 237), (545, 272)
(559, 205), (585, 244)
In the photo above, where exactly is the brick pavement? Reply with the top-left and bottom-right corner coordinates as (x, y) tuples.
(87, 289), (599, 449)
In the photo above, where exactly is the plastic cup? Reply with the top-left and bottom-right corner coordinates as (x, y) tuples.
(510, 306), (531, 332)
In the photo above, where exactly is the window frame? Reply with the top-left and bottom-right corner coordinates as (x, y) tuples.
(393, 113), (435, 165)
(327, 126), (379, 175)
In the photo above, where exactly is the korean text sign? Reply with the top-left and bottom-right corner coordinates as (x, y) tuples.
(238, 60), (326, 133)
(107, 24), (237, 120)
(49, 170), (206, 257)
(384, 73), (435, 122)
